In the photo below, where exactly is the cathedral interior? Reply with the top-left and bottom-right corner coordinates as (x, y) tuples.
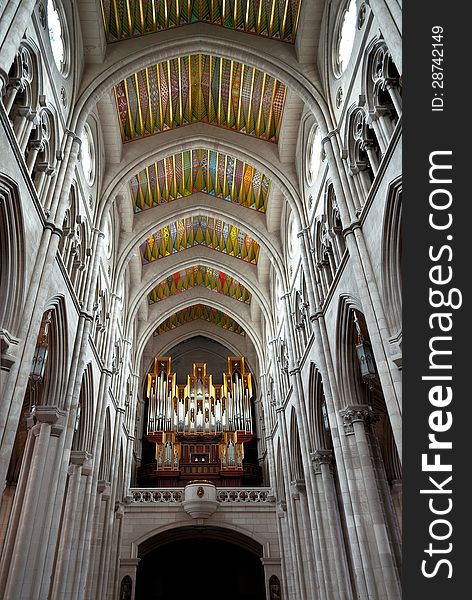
(0, 1), (402, 598)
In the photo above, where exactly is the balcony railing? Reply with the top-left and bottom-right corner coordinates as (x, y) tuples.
(128, 487), (273, 504)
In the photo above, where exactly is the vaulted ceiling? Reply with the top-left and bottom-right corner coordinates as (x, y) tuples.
(100, 0), (302, 43)
(90, 0), (311, 364)
(130, 148), (270, 213)
(114, 55), (286, 142)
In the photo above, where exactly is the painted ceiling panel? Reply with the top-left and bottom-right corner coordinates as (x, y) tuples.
(100, 0), (302, 44)
(131, 148), (271, 213)
(153, 304), (246, 335)
(148, 266), (252, 304)
(114, 55), (286, 143)
(141, 215), (260, 264)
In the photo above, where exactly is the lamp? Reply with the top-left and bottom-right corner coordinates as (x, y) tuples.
(354, 311), (377, 385)
(30, 311), (52, 382)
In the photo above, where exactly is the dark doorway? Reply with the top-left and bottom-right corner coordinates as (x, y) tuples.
(135, 536), (266, 600)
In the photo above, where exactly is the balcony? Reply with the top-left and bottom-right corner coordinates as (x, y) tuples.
(128, 487), (273, 505)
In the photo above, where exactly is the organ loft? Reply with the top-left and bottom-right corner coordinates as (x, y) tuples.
(142, 356), (260, 487)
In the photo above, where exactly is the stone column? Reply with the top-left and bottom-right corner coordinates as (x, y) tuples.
(261, 557), (282, 600)
(312, 450), (354, 600)
(1, 406), (66, 599)
(340, 405), (401, 600)
(368, 0), (402, 71)
(118, 558), (140, 600)
(50, 451), (93, 600)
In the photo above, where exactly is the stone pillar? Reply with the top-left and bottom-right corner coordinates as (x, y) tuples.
(118, 558), (140, 600)
(340, 405), (401, 600)
(50, 451), (93, 600)
(261, 557), (282, 600)
(312, 450), (354, 600)
(1, 405), (66, 599)
(368, 0), (402, 71)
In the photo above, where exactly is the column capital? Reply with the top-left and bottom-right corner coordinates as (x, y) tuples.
(311, 449), (334, 473)
(339, 404), (378, 434)
(31, 405), (67, 436)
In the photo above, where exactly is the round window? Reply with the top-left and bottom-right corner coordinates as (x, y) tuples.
(80, 124), (95, 186)
(307, 126), (322, 185)
(335, 0), (357, 76)
(47, 0), (68, 75)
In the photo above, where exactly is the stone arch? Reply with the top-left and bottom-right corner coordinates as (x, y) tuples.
(1, 40), (42, 152)
(308, 364), (332, 451)
(363, 38), (402, 151)
(134, 287), (265, 375)
(0, 175), (25, 337)
(72, 29), (332, 139)
(336, 295), (402, 484)
(133, 522), (265, 560)
(31, 297), (69, 411)
(381, 177), (402, 335)
(72, 364), (94, 453)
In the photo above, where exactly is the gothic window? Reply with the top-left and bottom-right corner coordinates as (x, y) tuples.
(366, 41), (402, 151)
(2, 45), (38, 151)
(334, 0), (357, 76)
(347, 107), (381, 207)
(0, 177), (24, 337)
(26, 109), (57, 201)
(47, 0), (69, 75)
(80, 123), (96, 185)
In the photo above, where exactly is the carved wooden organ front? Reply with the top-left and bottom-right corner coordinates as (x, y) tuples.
(146, 356), (254, 485)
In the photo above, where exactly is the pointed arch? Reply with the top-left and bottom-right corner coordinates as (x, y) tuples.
(381, 177), (402, 335)
(72, 364), (94, 453)
(0, 175), (25, 337)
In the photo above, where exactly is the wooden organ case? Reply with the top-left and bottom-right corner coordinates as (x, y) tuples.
(142, 356), (260, 486)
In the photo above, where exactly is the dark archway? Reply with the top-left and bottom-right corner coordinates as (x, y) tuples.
(135, 527), (265, 600)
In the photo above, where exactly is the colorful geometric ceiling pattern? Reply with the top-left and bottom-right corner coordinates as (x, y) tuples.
(141, 215), (260, 264)
(100, 0), (302, 44)
(148, 266), (252, 304)
(153, 304), (246, 336)
(114, 55), (286, 143)
(131, 149), (270, 213)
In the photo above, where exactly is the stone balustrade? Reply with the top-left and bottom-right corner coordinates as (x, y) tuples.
(128, 487), (273, 504)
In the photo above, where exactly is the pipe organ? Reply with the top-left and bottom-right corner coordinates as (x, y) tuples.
(146, 357), (255, 485)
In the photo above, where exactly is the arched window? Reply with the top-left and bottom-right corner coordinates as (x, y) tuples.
(47, 0), (68, 75)
(306, 124), (322, 185)
(334, 0), (357, 76)
(80, 123), (95, 185)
